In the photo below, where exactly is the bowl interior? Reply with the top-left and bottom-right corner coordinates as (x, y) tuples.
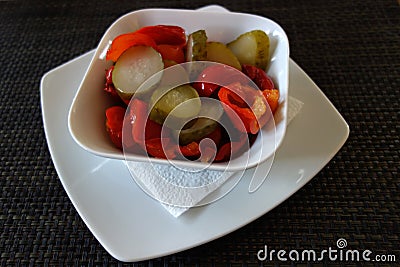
(68, 8), (289, 171)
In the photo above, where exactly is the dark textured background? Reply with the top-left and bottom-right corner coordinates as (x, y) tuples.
(1, 0), (399, 266)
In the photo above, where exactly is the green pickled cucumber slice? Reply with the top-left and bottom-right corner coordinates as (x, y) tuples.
(178, 118), (217, 145)
(112, 46), (164, 100)
(227, 30), (270, 70)
(175, 99), (224, 145)
(149, 84), (201, 126)
(185, 30), (208, 62)
(206, 42), (242, 70)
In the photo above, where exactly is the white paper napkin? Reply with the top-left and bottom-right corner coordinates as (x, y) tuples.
(126, 96), (304, 217)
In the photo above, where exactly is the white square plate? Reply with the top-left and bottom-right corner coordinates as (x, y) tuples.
(41, 51), (348, 262)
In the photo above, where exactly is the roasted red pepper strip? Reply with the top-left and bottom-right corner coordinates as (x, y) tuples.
(263, 89), (280, 114)
(215, 132), (248, 162)
(218, 83), (270, 134)
(129, 99), (165, 149)
(106, 25), (186, 62)
(241, 64), (275, 91)
(242, 64), (280, 114)
(144, 127), (224, 160)
(121, 113), (137, 150)
(145, 138), (177, 159)
(195, 125), (223, 162)
(104, 65), (128, 104)
(179, 141), (201, 157)
(104, 66), (118, 98)
(127, 101), (167, 158)
(129, 99), (148, 146)
(105, 106), (126, 149)
(204, 125), (222, 146)
(146, 139), (202, 159)
(192, 64), (249, 97)
(106, 32), (157, 62)
(135, 25), (186, 47)
(129, 99), (176, 158)
(156, 44), (185, 64)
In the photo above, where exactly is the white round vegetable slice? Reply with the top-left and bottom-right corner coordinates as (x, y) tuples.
(112, 46), (164, 100)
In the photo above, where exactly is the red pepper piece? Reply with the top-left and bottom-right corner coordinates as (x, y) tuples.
(105, 106), (126, 149)
(121, 113), (137, 150)
(145, 128), (224, 160)
(196, 125), (223, 162)
(241, 64), (275, 91)
(104, 66), (126, 103)
(146, 139), (202, 160)
(179, 141), (201, 157)
(263, 89), (280, 114)
(192, 64), (249, 97)
(191, 82), (220, 98)
(156, 44), (185, 64)
(215, 132), (248, 162)
(242, 64), (280, 114)
(204, 125), (222, 146)
(106, 25), (186, 62)
(145, 138), (177, 159)
(129, 99), (148, 146)
(135, 25), (186, 47)
(106, 32), (157, 62)
(218, 83), (270, 134)
(104, 66), (117, 96)
(128, 99), (166, 148)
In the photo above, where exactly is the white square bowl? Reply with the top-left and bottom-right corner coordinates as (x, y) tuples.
(68, 7), (289, 171)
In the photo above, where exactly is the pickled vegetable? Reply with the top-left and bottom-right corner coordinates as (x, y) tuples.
(112, 46), (164, 100)
(149, 84), (201, 126)
(176, 100), (224, 145)
(106, 33), (157, 62)
(157, 44), (185, 63)
(218, 83), (270, 134)
(185, 30), (208, 62)
(105, 106), (126, 149)
(206, 42), (242, 70)
(178, 118), (216, 145)
(104, 25), (279, 163)
(227, 30), (270, 69)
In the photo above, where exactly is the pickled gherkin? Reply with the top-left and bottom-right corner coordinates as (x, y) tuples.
(178, 118), (218, 145)
(112, 46), (164, 100)
(175, 99), (224, 145)
(149, 84), (201, 126)
(206, 42), (242, 70)
(227, 30), (270, 70)
(185, 30), (208, 62)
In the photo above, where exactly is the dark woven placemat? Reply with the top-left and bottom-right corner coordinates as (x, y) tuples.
(1, 0), (399, 266)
